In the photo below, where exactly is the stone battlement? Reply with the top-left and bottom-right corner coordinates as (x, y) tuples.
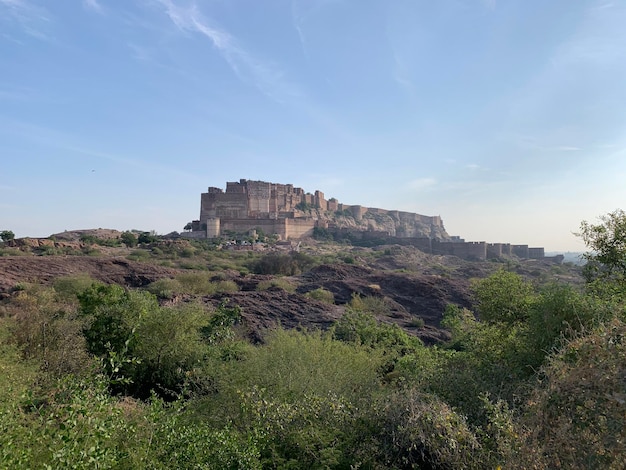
(188, 179), (547, 261)
(194, 179), (446, 241)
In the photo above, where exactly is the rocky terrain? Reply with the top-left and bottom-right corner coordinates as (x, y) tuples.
(0, 256), (178, 294)
(0, 231), (581, 344)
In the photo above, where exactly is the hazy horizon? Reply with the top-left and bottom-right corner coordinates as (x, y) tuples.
(2, 1), (625, 252)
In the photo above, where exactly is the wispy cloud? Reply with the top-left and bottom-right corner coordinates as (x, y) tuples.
(156, 0), (301, 103)
(0, 0), (53, 41)
(0, 86), (33, 101)
(391, 50), (415, 99)
(551, 2), (626, 68)
(0, 0), (27, 7)
(407, 177), (437, 191)
(127, 43), (155, 63)
(508, 133), (583, 153)
(291, 1), (308, 59)
(594, 2), (614, 10)
(83, 0), (103, 14)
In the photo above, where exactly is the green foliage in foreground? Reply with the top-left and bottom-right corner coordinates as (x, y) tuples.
(2, 210), (626, 469)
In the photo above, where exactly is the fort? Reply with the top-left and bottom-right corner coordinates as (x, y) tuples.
(185, 179), (548, 261)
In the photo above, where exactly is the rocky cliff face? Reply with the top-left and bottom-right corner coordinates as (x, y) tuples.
(305, 209), (450, 240)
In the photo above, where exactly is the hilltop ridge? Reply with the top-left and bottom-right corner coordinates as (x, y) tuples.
(184, 179), (549, 261)
(186, 179), (449, 241)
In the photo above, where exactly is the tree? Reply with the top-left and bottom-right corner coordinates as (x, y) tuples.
(0, 230), (15, 242)
(138, 231), (158, 244)
(120, 231), (138, 248)
(471, 270), (535, 324)
(184, 222), (193, 232)
(578, 209), (626, 284)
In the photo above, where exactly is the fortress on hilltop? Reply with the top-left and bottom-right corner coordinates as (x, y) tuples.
(185, 179), (549, 261)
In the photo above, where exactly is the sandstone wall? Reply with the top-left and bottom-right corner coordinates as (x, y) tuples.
(512, 245), (529, 258)
(247, 180), (271, 215)
(196, 179), (549, 261)
(200, 192), (247, 220)
(285, 218), (316, 239)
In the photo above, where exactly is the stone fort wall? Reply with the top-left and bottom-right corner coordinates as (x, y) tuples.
(193, 179), (545, 260)
(198, 179), (443, 240)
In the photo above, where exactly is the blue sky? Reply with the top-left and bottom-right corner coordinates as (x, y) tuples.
(1, 0), (625, 251)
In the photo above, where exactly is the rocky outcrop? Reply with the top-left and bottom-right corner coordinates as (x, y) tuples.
(196, 179), (449, 241)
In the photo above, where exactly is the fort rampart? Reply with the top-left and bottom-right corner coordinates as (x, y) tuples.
(189, 179), (546, 260)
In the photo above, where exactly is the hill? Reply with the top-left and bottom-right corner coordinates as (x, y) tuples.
(0, 235), (579, 344)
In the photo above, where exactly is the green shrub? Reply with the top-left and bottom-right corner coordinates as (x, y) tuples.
(36, 246), (61, 256)
(79, 233), (98, 245)
(0, 247), (29, 256)
(53, 275), (99, 302)
(81, 246), (101, 256)
(257, 278), (296, 293)
(6, 286), (92, 379)
(121, 231), (138, 248)
(213, 280), (239, 294)
(0, 373), (138, 469)
(332, 310), (422, 353)
(305, 287), (335, 304)
(151, 247), (163, 256)
(348, 293), (393, 316)
(179, 261), (207, 270)
(146, 278), (184, 299)
(471, 270), (536, 324)
(201, 329), (384, 468)
(78, 284), (212, 398)
(180, 247), (196, 258)
(176, 272), (215, 295)
(127, 249), (150, 261)
(251, 252), (315, 275)
(513, 318), (626, 469)
(376, 388), (481, 469)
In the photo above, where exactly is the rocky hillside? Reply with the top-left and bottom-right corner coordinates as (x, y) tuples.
(0, 237), (580, 345)
(303, 208), (449, 240)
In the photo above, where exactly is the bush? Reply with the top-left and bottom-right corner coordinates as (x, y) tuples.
(256, 278), (296, 293)
(0, 230), (15, 242)
(120, 231), (138, 248)
(332, 310), (422, 354)
(472, 270), (536, 324)
(5, 285), (92, 380)
(78, 284), (212, 398)
(305, 287), (335, 304)
(203, 329), (384, 468)
(176, 272), (215, 295)
(138, 232), (158, 244)
(146, 278), (184, 299)
(180, 247), (196, 258)
(348, 293), (394, 316)
(53, 275), (99, 302)
(79, 233), (98, 245)
(376, 388), (481, 469)
(251, 252), (315, 275)
(514, 318), (626, 469)
(213, 280), (239, 294)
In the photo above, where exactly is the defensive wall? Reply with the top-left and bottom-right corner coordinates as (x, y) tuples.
(319, 230), (547, 261)
(196, 179), (443, 241)
(191, 179), (546, 261)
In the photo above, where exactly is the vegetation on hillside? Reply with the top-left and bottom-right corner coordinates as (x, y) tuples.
(1, 211), (626, 468)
